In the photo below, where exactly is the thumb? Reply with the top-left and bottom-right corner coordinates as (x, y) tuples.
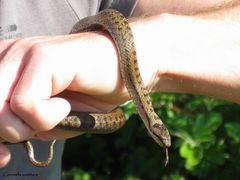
(0, 143), (11, 168)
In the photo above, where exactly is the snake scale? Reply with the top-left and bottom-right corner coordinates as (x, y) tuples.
(8, 9), (171, 167)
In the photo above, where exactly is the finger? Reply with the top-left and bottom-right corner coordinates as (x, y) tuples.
(0, 143), (11, 168)
(0, 102), (35, 143)
(0, 45), (26, 106)
(34, 129), (83, 141)
(61, 91), (115, 112)
(9, 44), (74, 132)
(0, 39), (15, 54)
(11, 97), (71, 132)
(0, 45), (33, 143)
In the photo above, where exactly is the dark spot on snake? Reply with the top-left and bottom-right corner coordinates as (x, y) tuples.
(61, 111), (96, 131)
(153, 123), (167, 132)
(140, 86), (146, 92)
(136, 73), (140, 79)
(154, 115), (159, 120)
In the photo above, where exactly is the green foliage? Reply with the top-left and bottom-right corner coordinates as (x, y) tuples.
(225, 122), (240, 144)
(62, 93), (240, 179)
(62, 168), (91, 180)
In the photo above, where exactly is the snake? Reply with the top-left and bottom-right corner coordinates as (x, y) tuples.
(7, 9), (171, 167)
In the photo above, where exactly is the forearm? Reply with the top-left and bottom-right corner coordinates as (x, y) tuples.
(70, 12), (240, 104)
(132, 0), (240, 16)
(131, 14), (240, 103)
(6, 4), (238, 114)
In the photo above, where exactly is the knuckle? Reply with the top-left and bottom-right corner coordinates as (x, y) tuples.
(10, 95), (27, 114)
(10, 98), (57, 132)
(13, 38), (47, 61)
(29, 43), (45, 55)
(11, 38), (35, 52)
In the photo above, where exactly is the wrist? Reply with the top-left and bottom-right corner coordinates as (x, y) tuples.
(65, 31), (129, 105)
(130, 14), (170, 92)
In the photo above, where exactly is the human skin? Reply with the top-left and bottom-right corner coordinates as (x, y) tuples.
(0, 0), (240, 167)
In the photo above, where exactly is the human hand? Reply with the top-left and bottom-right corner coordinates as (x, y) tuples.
(0, 33), (130, 167)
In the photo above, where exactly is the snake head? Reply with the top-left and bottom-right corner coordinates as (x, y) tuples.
(149, 123), (171, 166)
(149, 123), (171, 148)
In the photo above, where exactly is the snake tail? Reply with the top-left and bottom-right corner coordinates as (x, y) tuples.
(24, 140), (56, 167)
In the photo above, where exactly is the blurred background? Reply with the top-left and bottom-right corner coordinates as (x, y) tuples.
(61, 93), (240, 180)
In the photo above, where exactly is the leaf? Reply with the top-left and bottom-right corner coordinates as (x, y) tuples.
(180, 144), (203, 171)
(206, 141), (229, 165)
(166, 109), (177, 119)
(225, 122), (240, 144)
(192, 112), (222, 143)
(123, 175), (140, 180)
(62, 168), (91, 180)
(172, 127), (195, 145)
(162, 174), (186, 180)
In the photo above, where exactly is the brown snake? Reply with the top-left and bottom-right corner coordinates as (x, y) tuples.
(7, 9), (171, 167)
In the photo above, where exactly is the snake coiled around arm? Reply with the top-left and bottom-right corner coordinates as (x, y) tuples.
(10, 9), (171, 167)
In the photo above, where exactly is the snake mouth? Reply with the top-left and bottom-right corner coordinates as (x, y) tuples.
(150, 126), (171, 148)
(162, 138), (171, 148)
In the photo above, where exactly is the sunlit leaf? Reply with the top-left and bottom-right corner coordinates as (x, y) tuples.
(180, 144), (203, 170)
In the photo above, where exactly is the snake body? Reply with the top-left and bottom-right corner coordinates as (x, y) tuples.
(21, 9), (171, 167)
(58, 108), (126, 133)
